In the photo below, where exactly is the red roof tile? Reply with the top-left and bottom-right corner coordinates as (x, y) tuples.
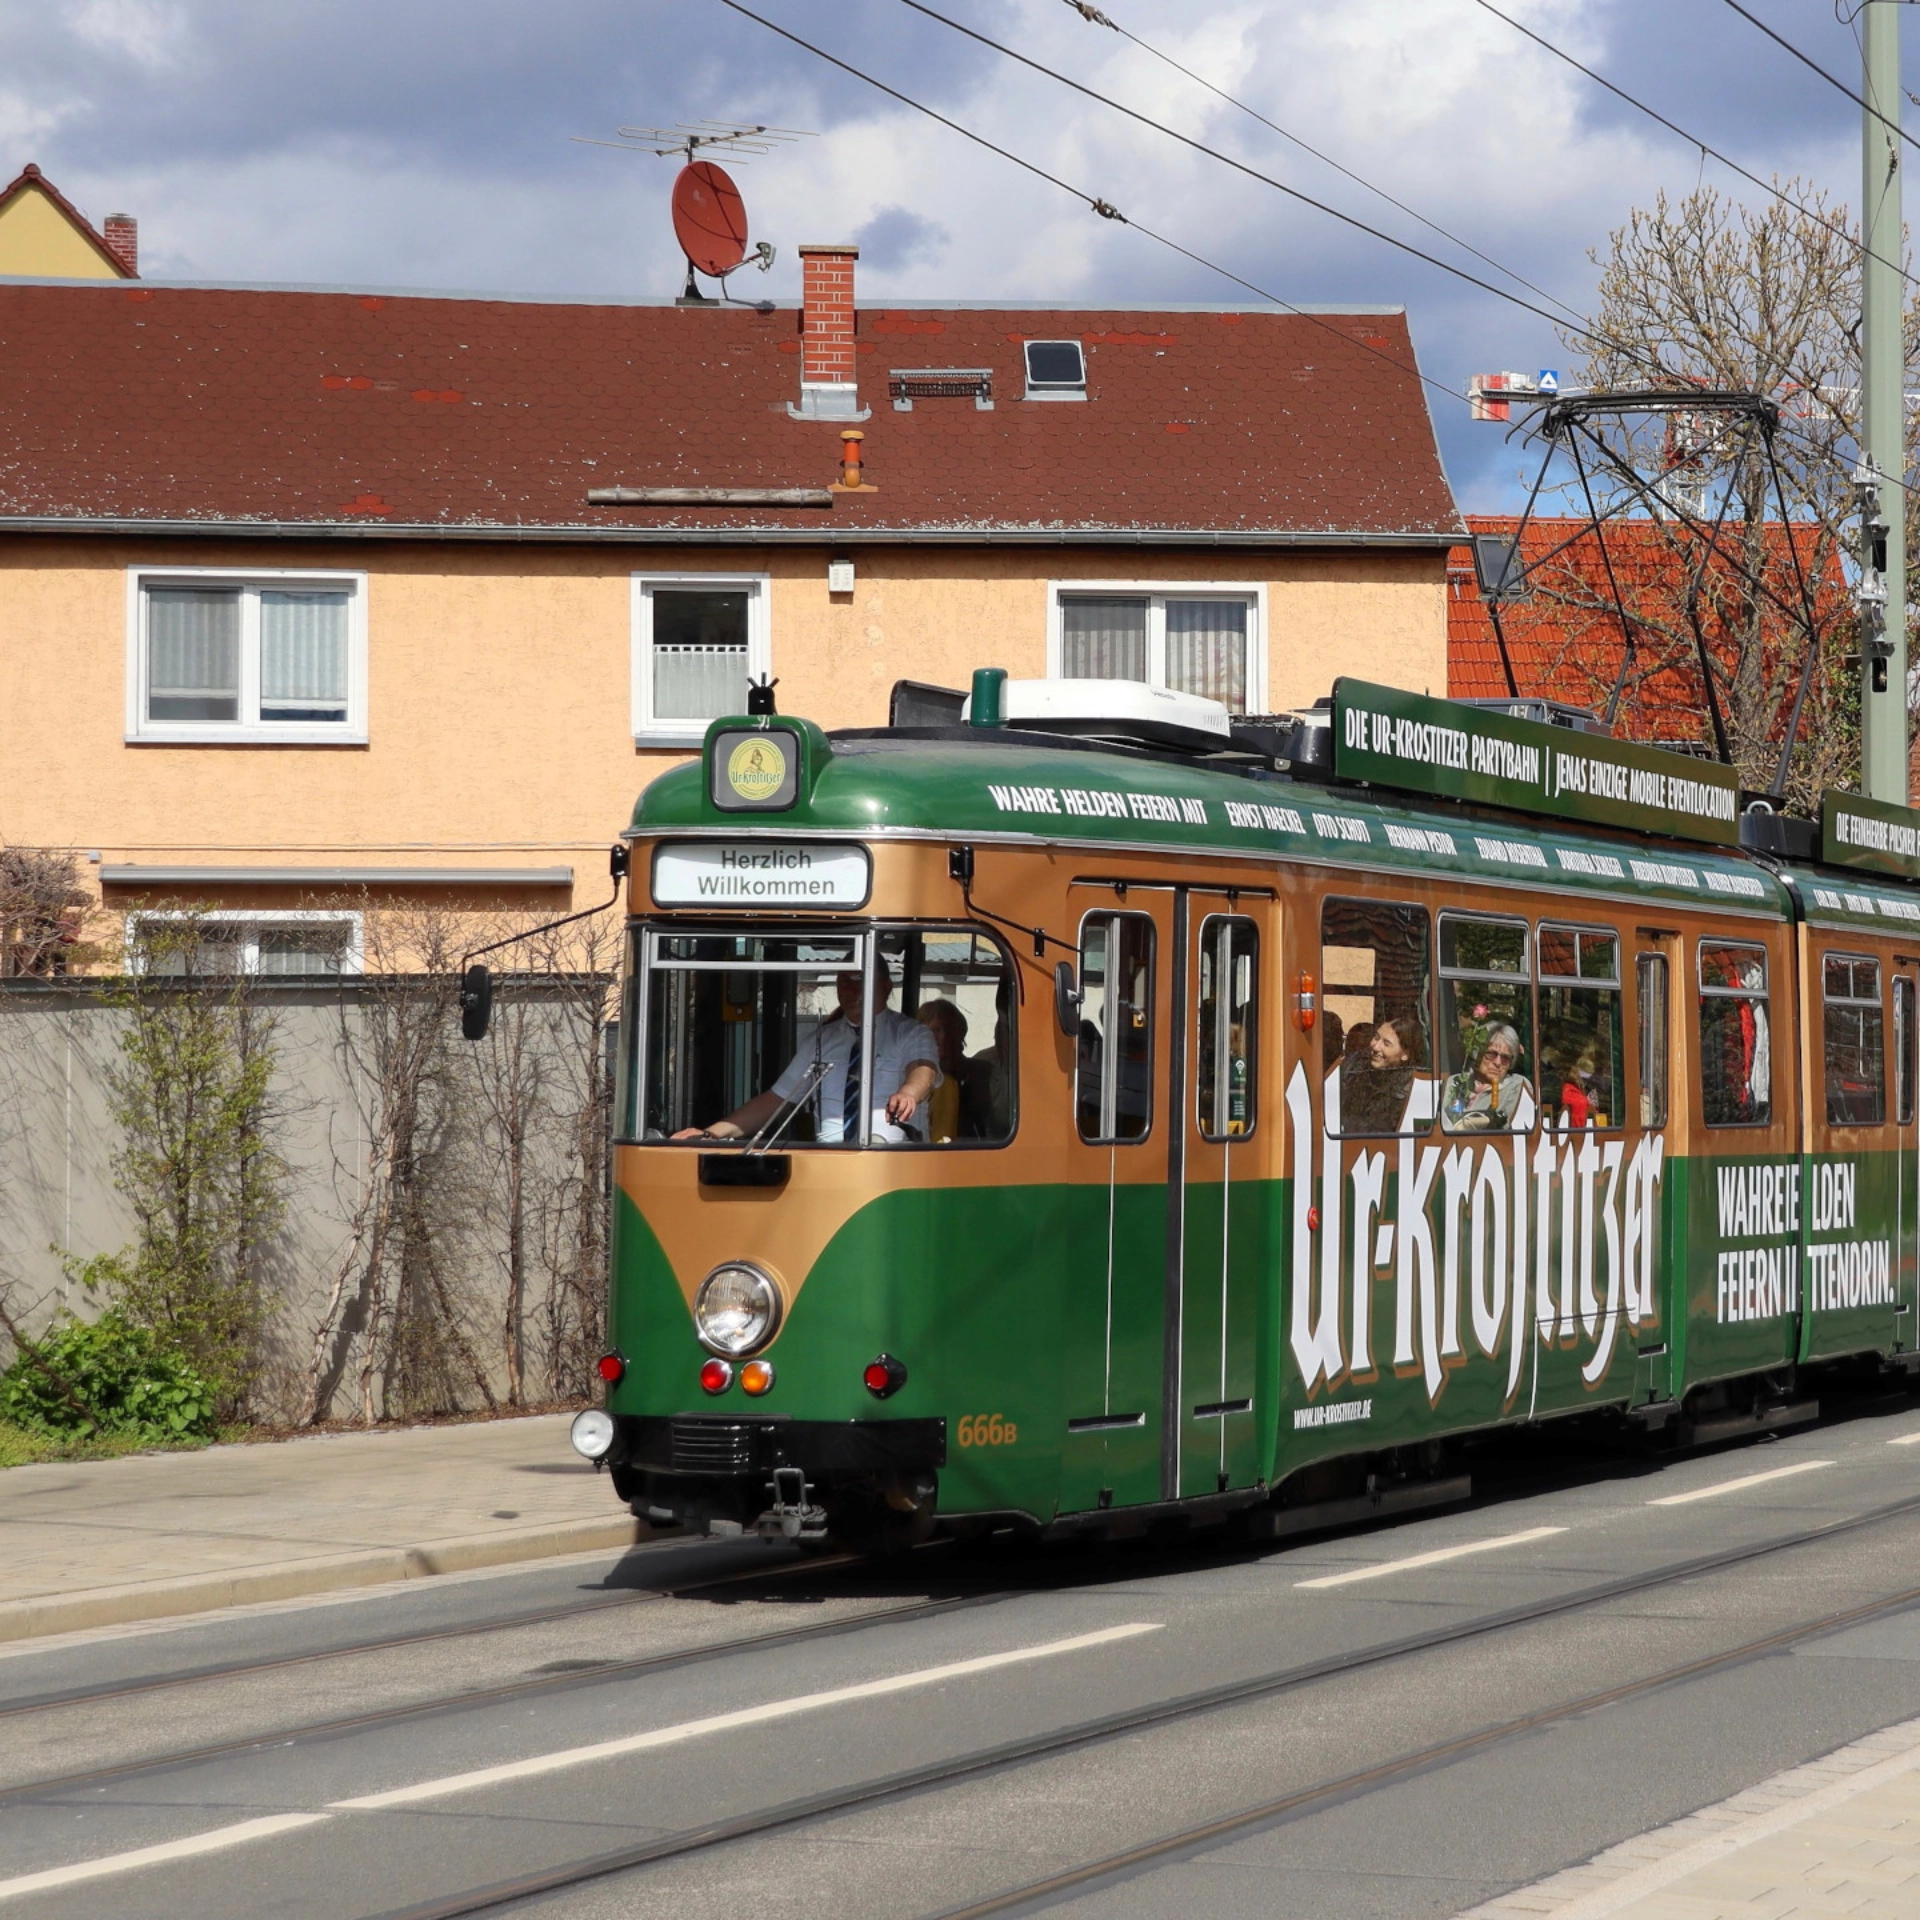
(1448, 514), (1845, 747)
(0, 283), (1461, 540)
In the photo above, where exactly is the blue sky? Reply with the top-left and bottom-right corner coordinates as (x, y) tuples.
(5, 0), (1911, 510)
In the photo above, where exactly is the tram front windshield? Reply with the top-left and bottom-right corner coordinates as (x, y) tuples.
(639, 925), (1014, 1147)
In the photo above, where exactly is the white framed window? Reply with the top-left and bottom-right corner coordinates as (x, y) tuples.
(126, 567), (369, 745)
(128, 911), (363, 977)
(1047, 583), (1267, 714)
(630, 572), (772, 746)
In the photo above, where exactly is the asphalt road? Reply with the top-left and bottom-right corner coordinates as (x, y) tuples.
(9, 1395), (1920, 1920)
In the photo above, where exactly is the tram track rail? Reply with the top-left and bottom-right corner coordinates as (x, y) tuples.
(347, 1484), (1920, 1920)
(0, 1585), (1016, 1809)
(0, 1536), (865, 1723)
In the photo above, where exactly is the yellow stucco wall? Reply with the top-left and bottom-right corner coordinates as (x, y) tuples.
(0, 537), (1445, 911)
(0, 185), (122, 279)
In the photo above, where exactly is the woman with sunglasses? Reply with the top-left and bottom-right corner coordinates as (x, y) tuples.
(1441, 1021), (1532, 1132)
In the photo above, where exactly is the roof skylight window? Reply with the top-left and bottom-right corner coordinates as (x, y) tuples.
(1023, 339), (1087, 401)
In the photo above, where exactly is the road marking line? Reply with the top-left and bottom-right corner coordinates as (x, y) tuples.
(1294, 1526), (1566, 1590)
(0, 1814), (328, 1903)
(1647, 1460), (1832, 1507)
(333, 1621), (1161, 1809)
(1888, 1431), (1920, 1447)
(0, 1623), (1160, 1895)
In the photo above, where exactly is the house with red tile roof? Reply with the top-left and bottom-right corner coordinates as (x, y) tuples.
(0, 245), (1461, 958)
(0, 163), (136, 279)
(1448, 514), (1850, 770)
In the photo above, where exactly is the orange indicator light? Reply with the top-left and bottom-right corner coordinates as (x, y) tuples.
(739, 1360), (776, 1396)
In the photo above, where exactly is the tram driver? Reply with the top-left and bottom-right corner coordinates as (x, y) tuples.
(671, 970), (940, 1145)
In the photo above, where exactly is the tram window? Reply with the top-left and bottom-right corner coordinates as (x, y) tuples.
(883, 925), (1015, 1145)
(1637, 953), (1669, 1128)
(1822, 952), (1884, 1128)
(1898, 976), (1916, 1127)
(1537, 925), (1622, 1129)
(1197, 916), (1258, 1139)
(1698, 940), (1772, 1127)
(1320, 897), (1431, 1136)
(1438, 914), (1535, 1134)
(1078, 914), (1154, 1143)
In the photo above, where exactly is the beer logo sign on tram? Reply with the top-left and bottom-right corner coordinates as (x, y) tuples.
(727, 735), (787, 803)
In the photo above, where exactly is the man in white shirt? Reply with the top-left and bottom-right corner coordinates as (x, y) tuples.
(672, 971), (939, 1144)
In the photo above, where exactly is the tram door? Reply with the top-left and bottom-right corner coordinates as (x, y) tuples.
(1175, 904), (1272, 1500)
(1897, 964), (1919, 1355)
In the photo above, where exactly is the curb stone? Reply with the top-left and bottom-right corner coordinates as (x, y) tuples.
(0, 1513), (653, 1645)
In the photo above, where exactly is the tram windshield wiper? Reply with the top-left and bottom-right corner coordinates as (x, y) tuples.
(746, 1057), (830, 1155)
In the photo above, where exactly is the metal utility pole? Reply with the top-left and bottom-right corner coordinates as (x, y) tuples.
(1861, 1), (1908, 801)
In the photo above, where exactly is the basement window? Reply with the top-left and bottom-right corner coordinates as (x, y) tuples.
(1023, 339), (1087, 401)
(129, 911), (362, 977)
(127, 568), (368, 744)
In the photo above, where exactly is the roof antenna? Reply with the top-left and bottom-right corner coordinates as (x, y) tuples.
(572, 122), (813, 305)
(747, 675), (779, 716)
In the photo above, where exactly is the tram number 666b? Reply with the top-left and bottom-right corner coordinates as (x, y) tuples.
(956, 1414), (1017, 1448)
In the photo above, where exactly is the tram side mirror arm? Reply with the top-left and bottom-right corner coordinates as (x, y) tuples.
(460, 964), (493, 1042)
(1054, 960), (1082, 1040)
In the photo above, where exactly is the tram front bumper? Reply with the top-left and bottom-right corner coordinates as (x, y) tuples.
(605, 1413), (947, 1483)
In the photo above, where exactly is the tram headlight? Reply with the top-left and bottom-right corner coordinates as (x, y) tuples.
(694, 1261), (783, 1357)
(570, 1409), (616, 1461)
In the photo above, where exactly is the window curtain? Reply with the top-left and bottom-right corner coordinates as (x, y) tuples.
(261, 592), (349, 714)
(257, 926), (346, 975)
(651, 589), (750, 720)
(1060, 597), (1147, 680)
(1166, 598), (1248, 710)
(148, 589), (241, 720)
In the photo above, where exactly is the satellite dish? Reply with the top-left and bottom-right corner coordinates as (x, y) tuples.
(672, 161), (749, 278)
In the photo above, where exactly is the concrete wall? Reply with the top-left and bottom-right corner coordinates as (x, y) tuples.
(0, 976), (608, 1423)
(0, 535), (1447, 916)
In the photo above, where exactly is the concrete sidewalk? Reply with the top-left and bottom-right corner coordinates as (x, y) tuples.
(0, 1413), (646, 1644)
(1460, 1712), (1920, 1919)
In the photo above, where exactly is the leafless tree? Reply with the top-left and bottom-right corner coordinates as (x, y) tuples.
(1541, 181), (1912, 804)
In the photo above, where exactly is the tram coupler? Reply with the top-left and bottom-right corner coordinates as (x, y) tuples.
(756, 1466), (828, 1541)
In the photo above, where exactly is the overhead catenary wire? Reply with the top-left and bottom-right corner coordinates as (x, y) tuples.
(1056, 0), (1589, 328)
(888, 0), (1653, 366)
(711, 0), (1482, 413)
(1721, 0), (1920, 158)
(1475, 0), (1920, 295)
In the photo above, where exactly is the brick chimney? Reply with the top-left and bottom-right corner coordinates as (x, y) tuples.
(790, 243), (867, 421)
(102, 213), (138, 277)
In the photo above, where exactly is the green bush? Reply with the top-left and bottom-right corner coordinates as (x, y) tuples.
(0, 1314), (217, 1442)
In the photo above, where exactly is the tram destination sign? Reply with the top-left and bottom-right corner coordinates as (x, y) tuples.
(1331, 679), (1741, 847)
(1822, 789), (1920, 881)
(652, 841), (872, 909)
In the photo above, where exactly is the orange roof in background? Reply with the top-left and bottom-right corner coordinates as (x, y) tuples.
(1448, 514), (1844, 750)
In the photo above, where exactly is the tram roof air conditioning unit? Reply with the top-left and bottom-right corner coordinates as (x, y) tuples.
(962, 678), (1234, 747)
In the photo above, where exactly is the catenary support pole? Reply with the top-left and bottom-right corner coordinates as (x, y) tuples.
(1862, 1), (1909, 801)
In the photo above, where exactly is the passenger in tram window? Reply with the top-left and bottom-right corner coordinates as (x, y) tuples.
(1556, 1041), (1600, 1129)
(1341, 1014), (1424, 1133)
(917, 999), (969, 1143)
(671, 969), (939, 1144)
(960, 1000), (1014, 1139)
(1441, 1021), (1532, 1132)
(1320, 1011), (1346, 1072)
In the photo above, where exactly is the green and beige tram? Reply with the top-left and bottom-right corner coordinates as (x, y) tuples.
(555, 671), (1920, 1547)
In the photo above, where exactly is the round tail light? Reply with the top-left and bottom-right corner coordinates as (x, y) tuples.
(739, 1359), (775, 1396)
(700, 1357), (733, 1395)
(597, 1352), (625, 1384)
(863, 1353), (907, 1399)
